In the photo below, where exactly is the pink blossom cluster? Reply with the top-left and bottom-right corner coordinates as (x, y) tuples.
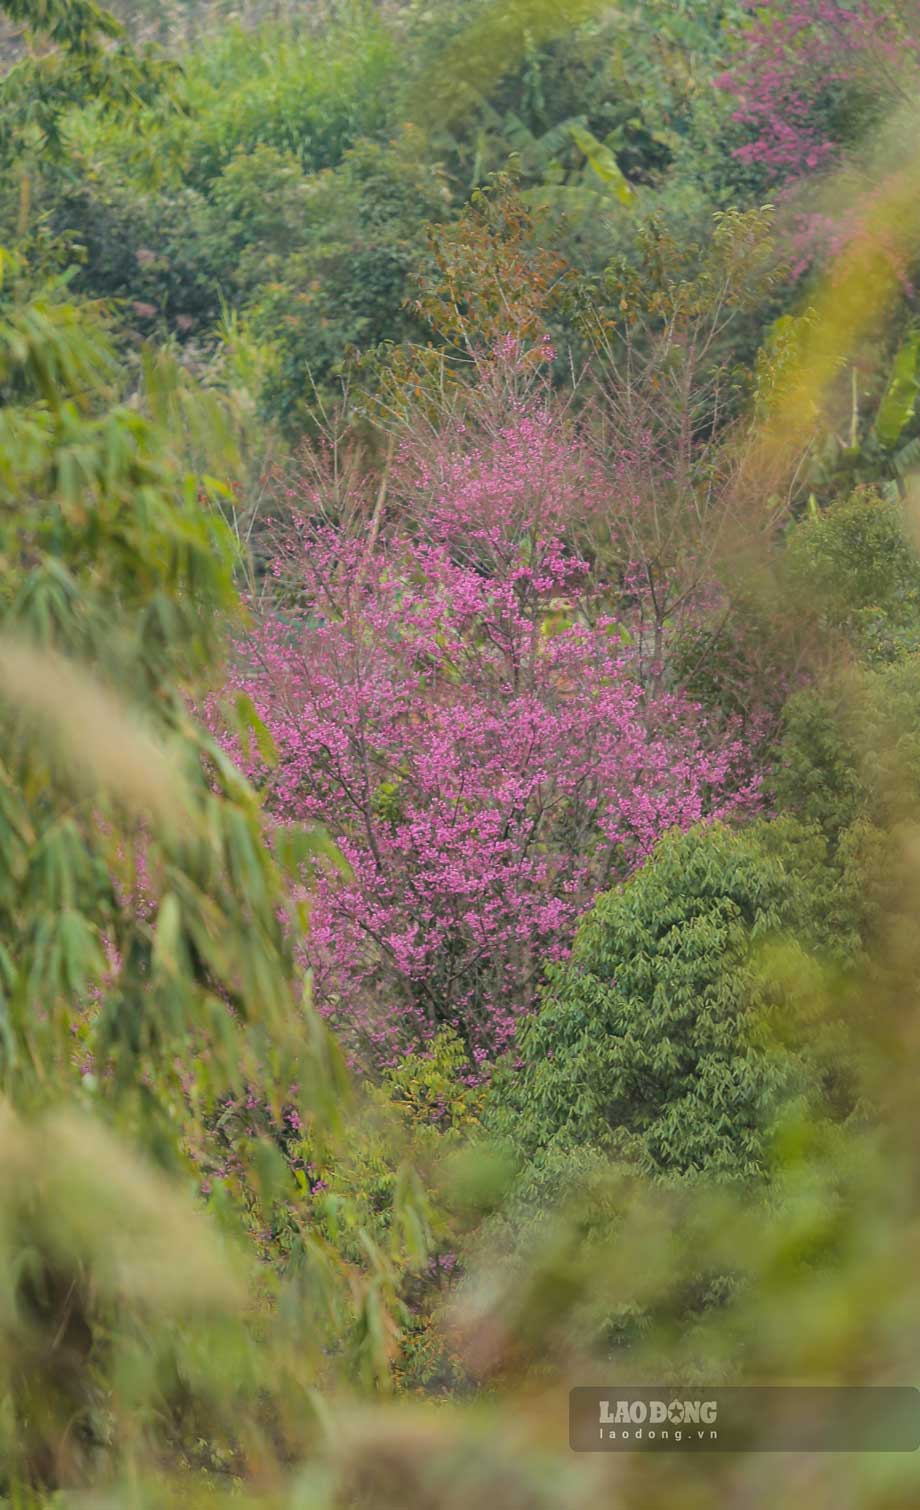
(222, 410), (760, 1067)
(786, 193), (917, 287)
(716, 1), (916, 181)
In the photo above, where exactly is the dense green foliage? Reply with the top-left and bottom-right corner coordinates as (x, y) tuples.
(0, 230), (436, 1494)
(486, 823), (834, 1183)
(0, 0), (766, 433)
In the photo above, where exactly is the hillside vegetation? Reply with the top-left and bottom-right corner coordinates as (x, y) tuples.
(3, 1), (920, 1505)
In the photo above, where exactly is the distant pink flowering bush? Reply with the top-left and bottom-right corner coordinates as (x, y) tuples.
(716, 1), (917, 182)
(223, 407), (760, 1067)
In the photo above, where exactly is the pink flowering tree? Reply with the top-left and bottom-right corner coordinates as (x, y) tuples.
(716, 1), (919, 184)
(221, 402), (760, 1068)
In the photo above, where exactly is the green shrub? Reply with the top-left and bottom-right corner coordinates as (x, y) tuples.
(177, 11), (397, 189)
(772, 655), (920, 843)
(485, 822), (842, 1184)
(249, 134), (449, 431)
(784, 487), (920, 664)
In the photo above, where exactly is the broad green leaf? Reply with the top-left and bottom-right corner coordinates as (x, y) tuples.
(874, 330), (920, 448)
(568, 121), (635, 206)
